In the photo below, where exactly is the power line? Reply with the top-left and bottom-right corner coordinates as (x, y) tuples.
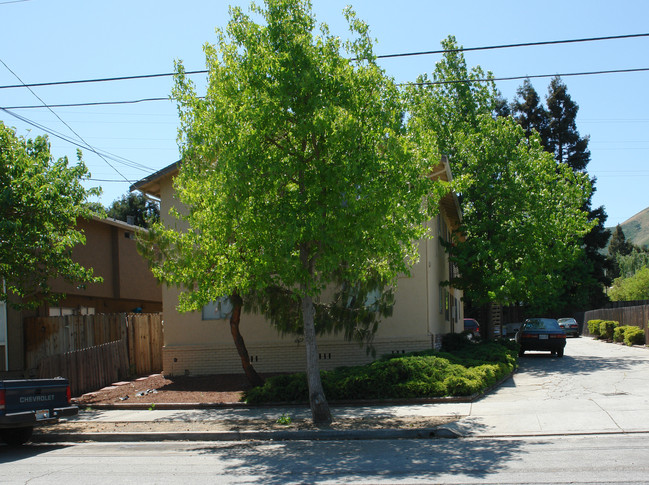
(404, 67), (649, 87)
(3, 67), (648, 110)
(0, 107), (154, 172)
(375, 33), (649, 59)
(0, 59), (135, 183)
(1, 33), (648, 90)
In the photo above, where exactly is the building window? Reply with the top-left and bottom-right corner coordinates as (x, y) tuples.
(49, 306), (95, 317)
(202, 296), (233, 320)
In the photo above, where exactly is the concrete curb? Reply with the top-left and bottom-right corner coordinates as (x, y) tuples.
(31, 427), (461, 443)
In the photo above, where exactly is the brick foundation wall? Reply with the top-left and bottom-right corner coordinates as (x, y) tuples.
(162, 336), (438, 376)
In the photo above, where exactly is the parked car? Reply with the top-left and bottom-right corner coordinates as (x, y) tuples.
(516, 318), (566, 357)
(557, 317), (580, 337)
(463, 318), (480, 338)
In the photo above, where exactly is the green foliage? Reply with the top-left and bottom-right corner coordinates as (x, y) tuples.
(512, 77), (611, 313)
(613, 325), (626, 343)
(613, 325), (645, 346)
(244, 340), (517, 403)
(587, 319), (603, 336)
(440, 330), (474, 351)
(154, 0), (447, 312)
(107, 192), (159, 228)
(0, 122), (101, 307)
(143, 0), (448, 421)
(609, 225), (634, 258)
(624, 326), (645, 346)
(406, 37), (593, 313)
(609, 266), (649, 302)
(598, 320), (619, 341)
(276, 413), (292, 425)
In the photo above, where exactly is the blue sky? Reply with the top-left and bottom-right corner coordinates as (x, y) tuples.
(1, 0), (647, 226)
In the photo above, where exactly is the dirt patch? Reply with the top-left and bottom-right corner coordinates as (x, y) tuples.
(73, 373), (252, 406)
(62, 374), (460, 434)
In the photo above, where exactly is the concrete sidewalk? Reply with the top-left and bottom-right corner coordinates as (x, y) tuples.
(32, 338), (649, 442)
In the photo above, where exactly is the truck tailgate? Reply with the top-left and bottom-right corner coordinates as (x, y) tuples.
(0, 378), (77, 425)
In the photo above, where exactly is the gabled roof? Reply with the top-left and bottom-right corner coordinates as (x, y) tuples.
(130, 161), (180, 198)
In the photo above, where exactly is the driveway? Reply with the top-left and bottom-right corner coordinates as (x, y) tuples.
(448, 336), (649, 436)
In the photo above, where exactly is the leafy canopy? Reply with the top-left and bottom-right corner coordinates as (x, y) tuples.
(107, 192), (160, 228)
(149, 0), (448, 312)
(407, 37), (593, 311)
(0, 122), (100, 307)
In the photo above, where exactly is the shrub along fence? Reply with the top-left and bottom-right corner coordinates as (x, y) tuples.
(25, 313), (163, 396)
(584, 304), (649, 345)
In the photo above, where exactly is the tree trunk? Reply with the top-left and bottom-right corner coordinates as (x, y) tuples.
(301, 292), (333, 425)
(229, 291), (264, 388)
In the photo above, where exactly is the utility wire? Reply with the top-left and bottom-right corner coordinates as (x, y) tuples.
(1, 33), (648, 90)
(3, 67), (648, 110)
(0, 59), (135, 182)
(375, 32), (649, 59)
(404, 67), (649, 86)
(0, 107), (154, 172)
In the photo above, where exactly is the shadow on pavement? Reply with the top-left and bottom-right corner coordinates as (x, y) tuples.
(189, 437), (544, 483)
(0, 443), (68, 464)
(517, 352), (649, 379)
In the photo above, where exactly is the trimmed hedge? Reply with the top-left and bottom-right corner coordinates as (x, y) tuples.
(613, 325), (646, 346)
(599, 320), (619, 341)
(587, 320), (604, 336)
(587, 320), (620, 340)
(244, 339), (518, 404)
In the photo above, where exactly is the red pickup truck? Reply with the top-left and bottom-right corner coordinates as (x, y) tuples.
(0, 378), (78, 445)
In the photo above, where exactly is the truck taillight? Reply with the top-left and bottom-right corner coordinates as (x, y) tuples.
(0, 389), (5, 411)
(66, 385), (71, 404)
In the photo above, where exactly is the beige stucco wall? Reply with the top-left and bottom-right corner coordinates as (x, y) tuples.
(157, 169), (463, 375)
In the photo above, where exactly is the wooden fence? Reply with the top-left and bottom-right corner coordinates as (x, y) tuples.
(38, 340), (129, 396)
(583, 304), (649, 343)
(24, 313), (163, 396)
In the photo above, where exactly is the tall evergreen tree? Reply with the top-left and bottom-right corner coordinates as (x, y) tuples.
(608, 225), (633, 257)
(512, 79), (548, 141)
(512, 77), (611, 313)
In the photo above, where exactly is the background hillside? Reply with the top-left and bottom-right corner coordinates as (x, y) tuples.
(609, 207), (649, 249)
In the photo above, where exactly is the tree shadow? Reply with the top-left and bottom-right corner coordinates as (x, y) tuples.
(517, 352), (649, 379)
(189, 437), (539, 483)
(0, 443), (68, 464)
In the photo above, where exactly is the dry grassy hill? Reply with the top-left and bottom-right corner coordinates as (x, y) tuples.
(612, 207), (649, 249)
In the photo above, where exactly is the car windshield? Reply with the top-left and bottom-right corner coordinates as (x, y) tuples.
(558, 318), (576, 324)
(525, 318), (560, 330)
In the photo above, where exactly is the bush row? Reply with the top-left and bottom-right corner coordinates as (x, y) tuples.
(244, 335), (518, 404)
(587, 319), (646, 346)
(613, 325), (646, 346)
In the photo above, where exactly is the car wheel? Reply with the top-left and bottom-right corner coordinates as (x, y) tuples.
(518, 348), (525, 357)
(0, 427), (33, 446)
(557, 349), (564, 358)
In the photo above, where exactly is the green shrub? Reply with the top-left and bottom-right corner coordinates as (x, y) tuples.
(613, 326), (627, 343)
(587, 320), (603, 336)
(440, 331), (473, 352)
(624, 326), (645, 346)
(599, 320), (619, 340)
(243, 340), (518, 404)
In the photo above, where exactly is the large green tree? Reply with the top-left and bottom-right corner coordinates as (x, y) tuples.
(0, 122), (100, 307)
(146, 0), (446, 424)
(512, 77), (611, 312)
(108, 192), (159, 228)
(407, 37), (593, 331)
